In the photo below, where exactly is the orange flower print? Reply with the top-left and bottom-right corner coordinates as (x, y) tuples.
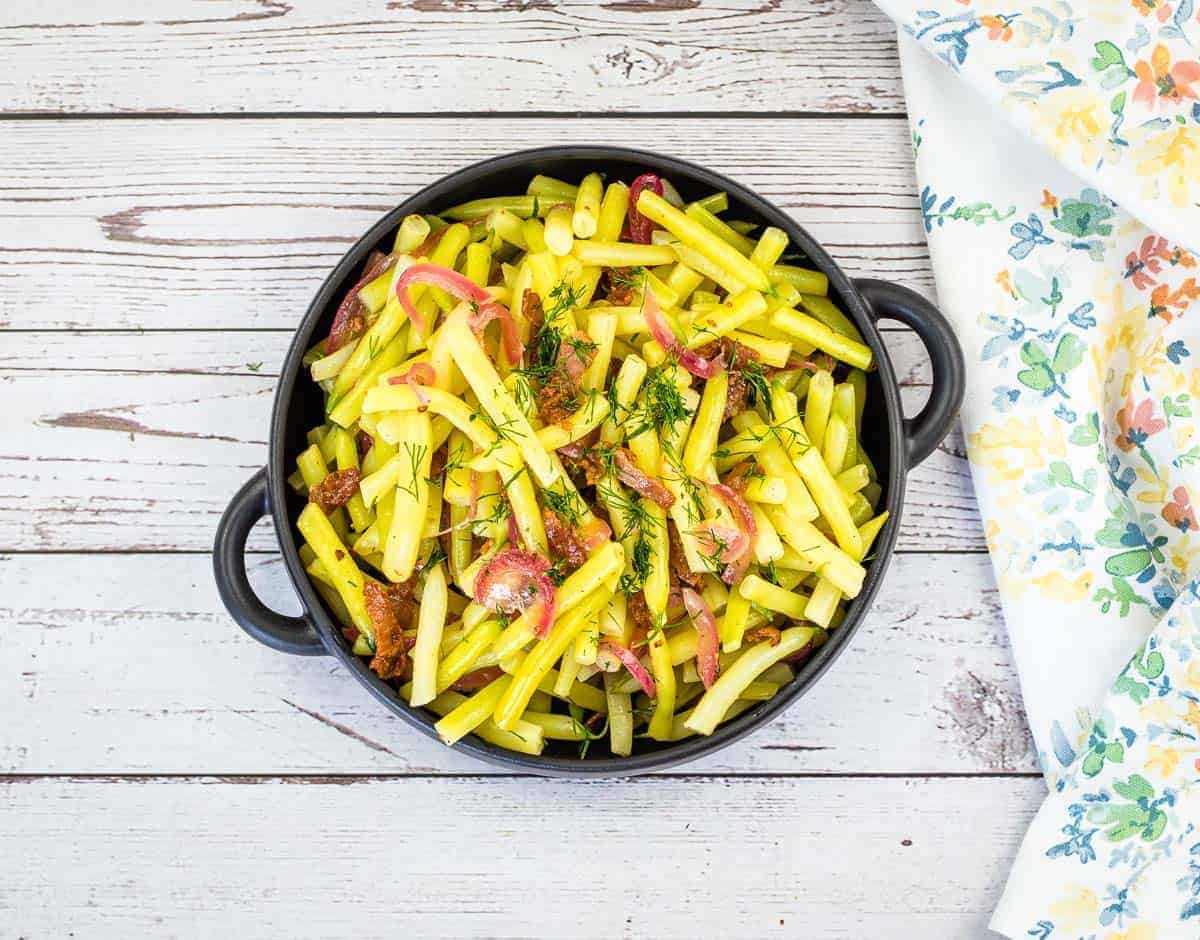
(1115, 397), (1165, 452)
(1041, 189), (1059, 212)
(1131, 0), (1173, 21)
(1163, 486), (1197, 532)
(1133, 45), (1200, 109)
(1148, 277), (1200, 321)
(996, 269), (1018, 299)
(980, 14), (1015, 40)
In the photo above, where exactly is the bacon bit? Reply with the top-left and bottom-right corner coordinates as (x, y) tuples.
(335, 549), (345, 561)
(724, 369), (750, 420)
(542, 508), (587, 568)
(642, 290), (725, 379)
(562, 447), (607, 487)
(628, 173), (664, 244)
(599, 638), (656, 697)
(668, 521), (702, 590)
(449, 666), (505, 692)
(744, 626), (782, 647)
(473, 549), (557, 638)
(307, 468), (362, 514)
(627, 591), (653, 642)
(365, 581), (411, 680)
(327, 251), (397, 353)
(522, 290), (545, 335)
(606, 268), (638, 306)
(342, 627), (358, 644)
(613, 448), (675, 509)
(356, 430), (374, 459)
(386, 361), (437, 409)
(682, 587), (721, 689)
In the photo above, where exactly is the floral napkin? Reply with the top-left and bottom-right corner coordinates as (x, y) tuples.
(869, 0), (1200, 934)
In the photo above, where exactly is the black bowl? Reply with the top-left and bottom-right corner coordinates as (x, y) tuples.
(214, 146), (964, 776)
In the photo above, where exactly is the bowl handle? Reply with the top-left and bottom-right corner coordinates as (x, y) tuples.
(213, 468), (326, 656)
(854, 279), (965, 468)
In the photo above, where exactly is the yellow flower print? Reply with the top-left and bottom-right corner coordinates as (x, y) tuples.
(1110, 925), (1159, 940)
(1145, 744), (1180, 779)
(1048, 884), (1099, 931)
(968, 416), (1067, 484)
(1185, 659), (1200, 691)
(1024, 87), (1108, 164)
(1031, 570), (1094, 602)
(1139, 696), (1174, 723)
(1184, 699), (1200, 735)
(1136, 126), (1200, 207)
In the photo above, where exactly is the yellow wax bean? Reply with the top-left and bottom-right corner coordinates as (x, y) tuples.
(544, 203), (574, 256)
(686, 627), (817, 735)
(770, 307), (873, 370)
(409, 563), (449, 707)
(572, 172), (603, 238)
(769, 264), (829, 297)
(684, 202), (757, 256)
(637, 189), (769, 291)
(527, 175), (578, 201)
(572, 241), (678, 268)
(684, 289), (768, 349)
(738, 574), (810, 620)
(749, 227), (789, 272)
(297, 503), (372, 637)
(394, 214), (431, 254)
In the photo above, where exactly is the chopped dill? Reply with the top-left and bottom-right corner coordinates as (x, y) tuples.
(762, 560), (780, 585)
(609, 266), (647, 290)
(739, 360), (773, 416)
(624, 365), (693, 439)
(423, 543), (448, 570)
(542, 481), (586, 526)
(397, 442), (429, 501)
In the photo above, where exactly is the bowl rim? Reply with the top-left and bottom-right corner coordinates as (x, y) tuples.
(267, 145), (908, 777)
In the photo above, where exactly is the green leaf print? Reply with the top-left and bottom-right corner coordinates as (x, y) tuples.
(1135, 649), (1165, 680)
(1051, 334), (1085, 373)
(1090, 775), (1167, 843)
(1091, 40), (1126, 72)
(1069, 412), (1100, 446)
(1105, 548), (1154, 577)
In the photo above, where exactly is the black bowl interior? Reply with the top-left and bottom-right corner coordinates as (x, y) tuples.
(274, 146), (905, 775)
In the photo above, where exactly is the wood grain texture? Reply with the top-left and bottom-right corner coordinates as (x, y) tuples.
(0, 330), (983, 553)
(0, 775), (1040, 938)
(0, 116), (932, 331)
(0, 551), (1026, 775)
(0, 0), (903, 115)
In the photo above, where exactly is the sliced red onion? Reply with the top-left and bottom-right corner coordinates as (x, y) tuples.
(507, 513), (523, 551)
(599, 639), (657, 698)
(641, 290), (725, 379)
(395, 262), (494, 337)
(682, 587), (720, 689)
(691, 523), (750, 566)
(628, 173), (664, 244)
(473, 549), (556, 638)
(708, 481), (756, 583)
(468, 299), (524, 365)
(387, 361), (437, 409)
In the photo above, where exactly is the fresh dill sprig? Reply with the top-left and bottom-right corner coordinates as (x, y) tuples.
(542, 481), (586, 526)
(609, 266), (647, 290)
(624, 365), (693, 439)
(397, 442), (429, 501)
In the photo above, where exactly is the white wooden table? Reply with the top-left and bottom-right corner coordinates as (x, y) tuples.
(0, 3), (1043, 936)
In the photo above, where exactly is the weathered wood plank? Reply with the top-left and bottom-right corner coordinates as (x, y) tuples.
(0, 775), (1038, 939)
(0, 116), (931, 331)
(0, 331), (983, 553)
(0, 0), (903, 116)
(0, 551), (1028, 775)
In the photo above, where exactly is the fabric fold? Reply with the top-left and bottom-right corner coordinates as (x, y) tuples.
(867, 2), (1200, 934)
